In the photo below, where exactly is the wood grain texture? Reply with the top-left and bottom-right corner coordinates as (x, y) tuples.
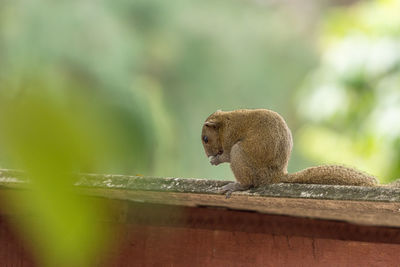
(111, 224), (400, 267)
(0, 216), (35, 267)
(1, 197), (400, 266)
(79, 189), (400, 227)
(2, 168), (400, 266)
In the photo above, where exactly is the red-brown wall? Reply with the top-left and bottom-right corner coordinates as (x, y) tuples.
(2, 201), (400, 267)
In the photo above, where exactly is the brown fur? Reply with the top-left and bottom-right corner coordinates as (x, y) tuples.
(201, 109), (378, 189)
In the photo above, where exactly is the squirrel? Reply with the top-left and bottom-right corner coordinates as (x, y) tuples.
(201, 109), (380, 197)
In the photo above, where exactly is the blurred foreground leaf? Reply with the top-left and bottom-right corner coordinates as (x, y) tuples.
(0, 81), (115, 266)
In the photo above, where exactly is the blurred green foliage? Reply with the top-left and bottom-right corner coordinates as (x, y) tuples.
(297, 0), (400, 182)
(0, 0), (316, 265)
(0, 0), (318, 179)
(0, 0), (398, 265)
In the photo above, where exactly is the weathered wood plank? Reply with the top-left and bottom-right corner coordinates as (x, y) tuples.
(1, 169), (400, 227)
(1, 169), (400, 202)
(2, 184), (400, 266)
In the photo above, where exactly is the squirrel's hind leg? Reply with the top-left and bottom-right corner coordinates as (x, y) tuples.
(218, 142), (255, 198)
(219, 182), (252, 198)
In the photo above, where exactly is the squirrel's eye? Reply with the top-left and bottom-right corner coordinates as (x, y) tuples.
(203, 136), (208, 143)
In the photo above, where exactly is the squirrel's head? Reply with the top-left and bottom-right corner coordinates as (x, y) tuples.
(201, 119), (223, 159)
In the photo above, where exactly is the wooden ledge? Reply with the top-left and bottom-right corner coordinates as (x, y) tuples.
(1, 169), (400, 227)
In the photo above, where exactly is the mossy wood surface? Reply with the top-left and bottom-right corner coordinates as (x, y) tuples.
(1, 169), (400, 227)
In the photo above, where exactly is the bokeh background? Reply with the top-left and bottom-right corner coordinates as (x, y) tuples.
(0, 0), (399, 266)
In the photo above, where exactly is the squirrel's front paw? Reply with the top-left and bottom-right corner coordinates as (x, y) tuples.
(209, 155), (221, 166)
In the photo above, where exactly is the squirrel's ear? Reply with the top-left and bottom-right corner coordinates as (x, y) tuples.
(204, 121), (220, 129)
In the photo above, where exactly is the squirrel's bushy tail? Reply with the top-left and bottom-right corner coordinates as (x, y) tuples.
(282, 165), (378, 186)
(384, 179), (400, 188)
